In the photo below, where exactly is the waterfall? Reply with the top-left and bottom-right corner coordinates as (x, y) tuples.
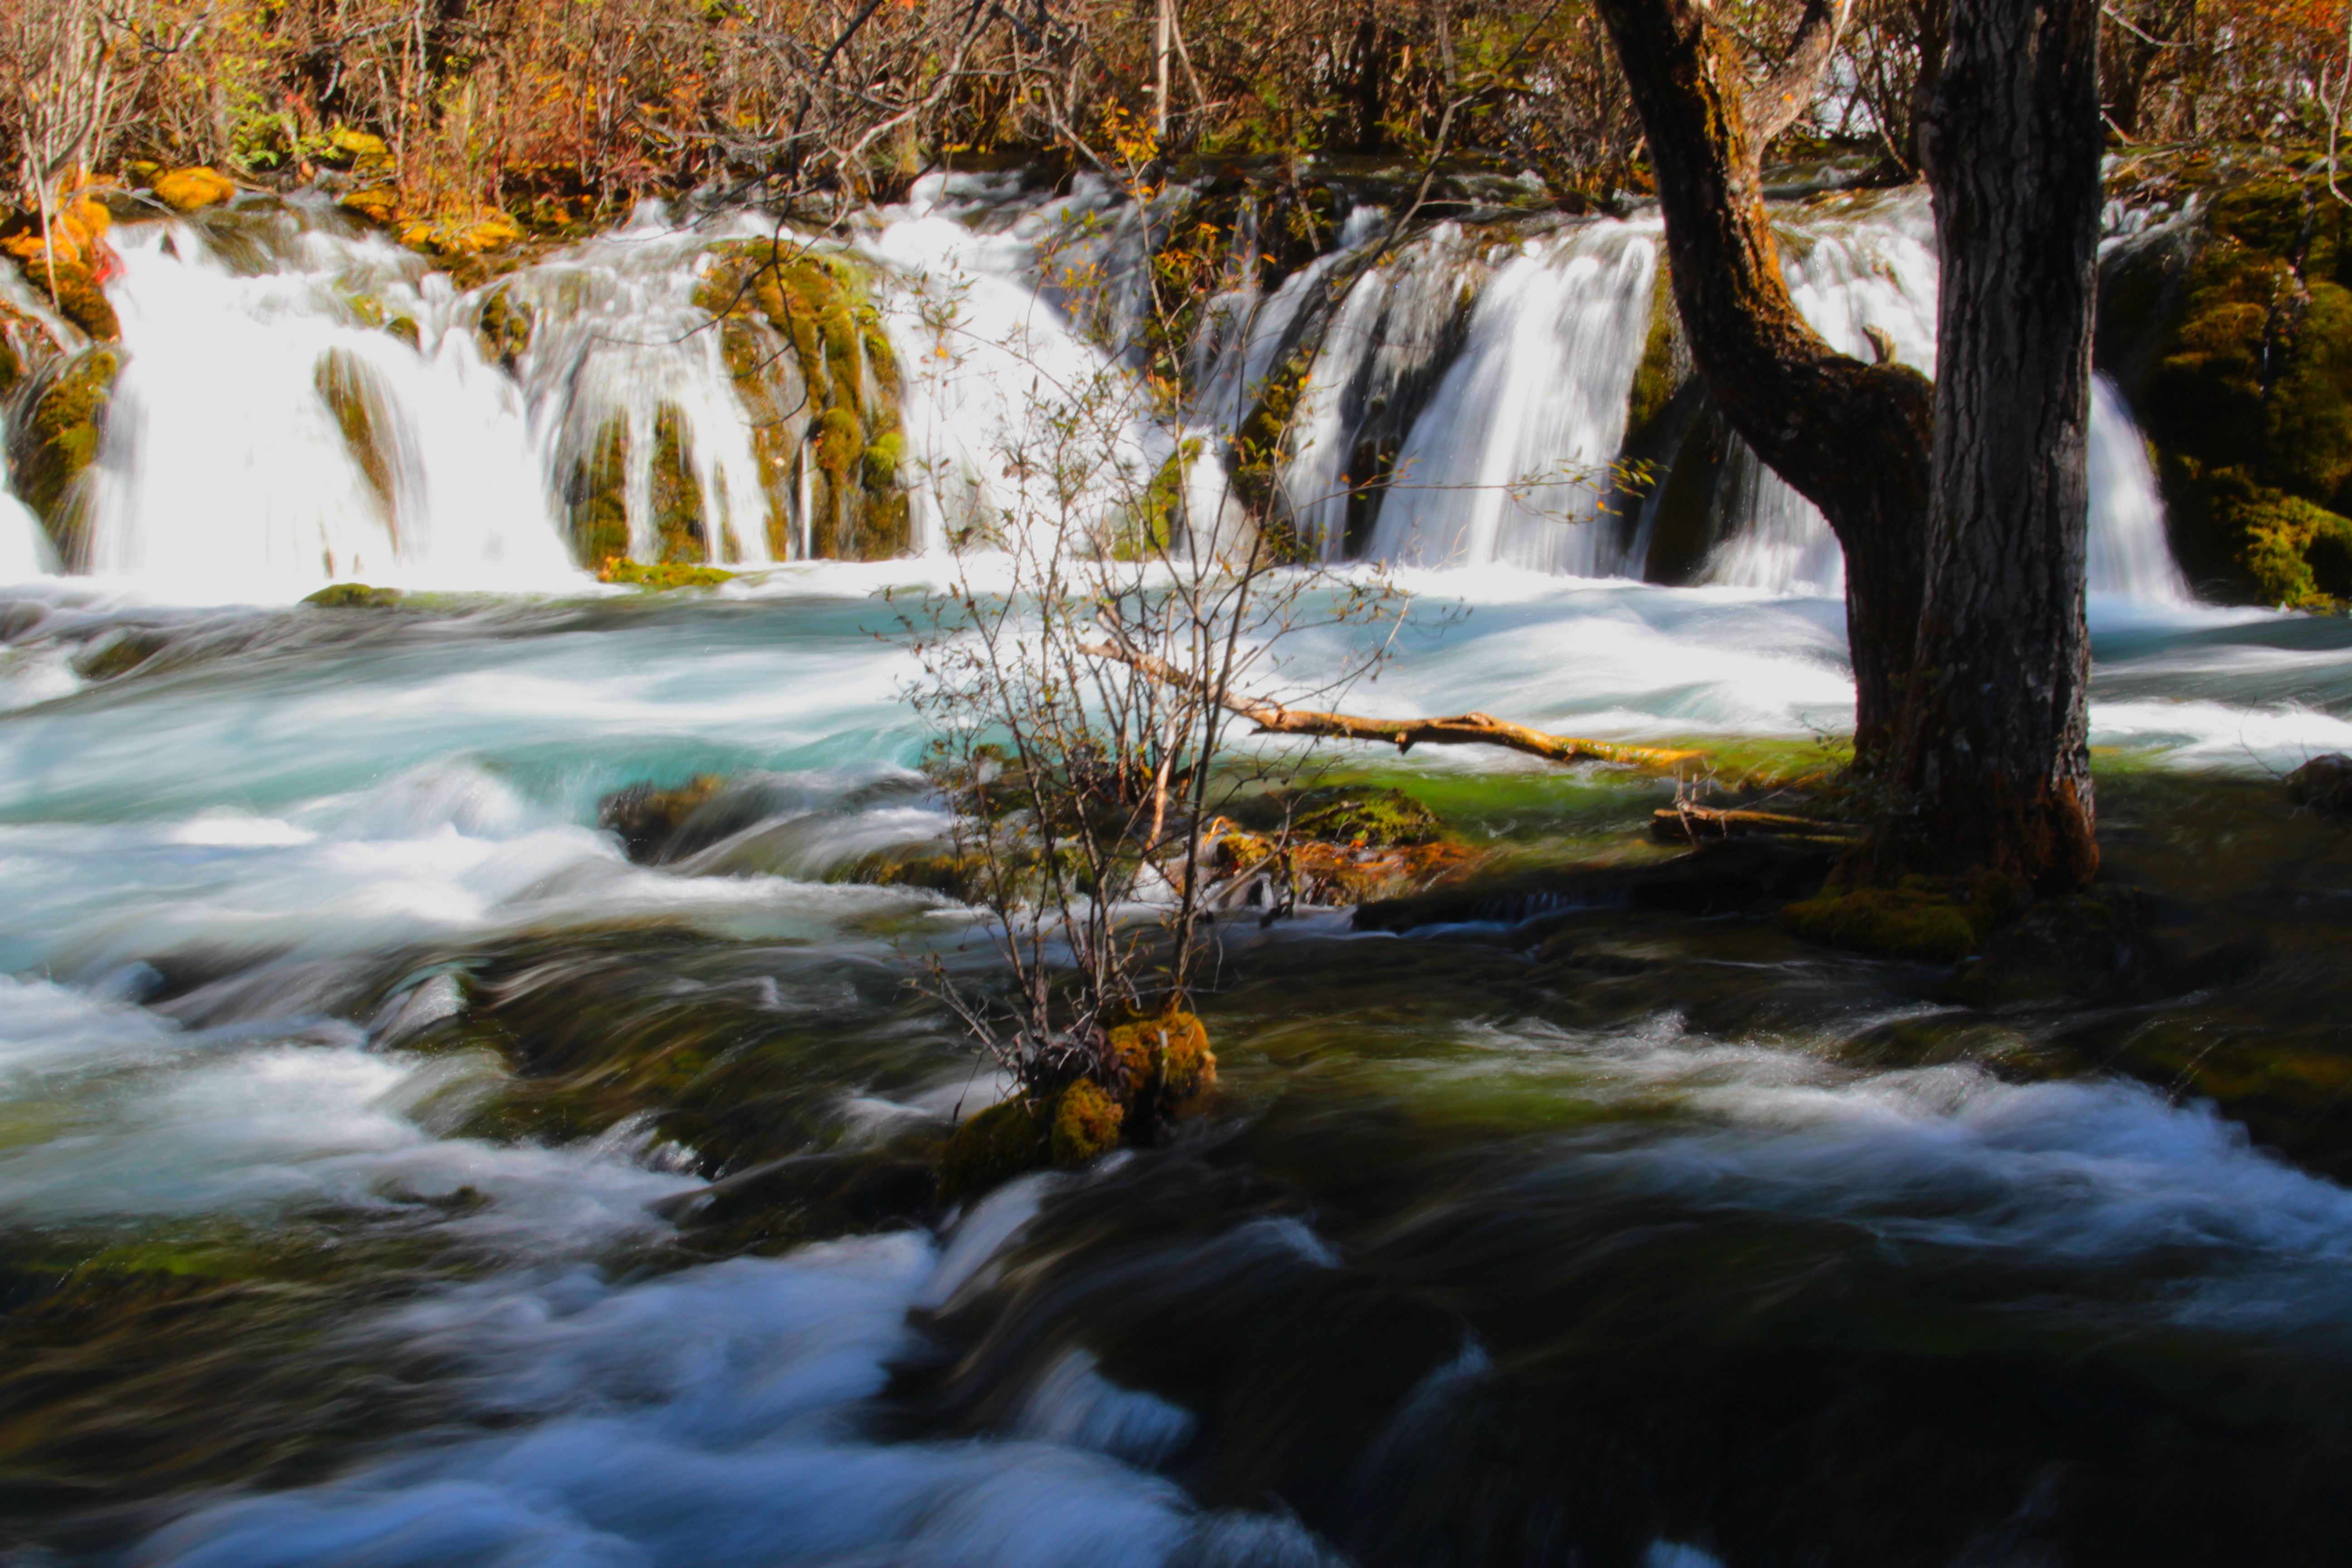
(78, 212), (578, 596)
(1360, 224), (1659, 572)
(861, 173), (1174, 554)
(0, 180), (2197, 601)
(1284, 186), (2192, 603)
(2087, 374), (2192, 602)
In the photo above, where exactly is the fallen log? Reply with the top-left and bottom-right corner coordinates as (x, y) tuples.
(1078, 641), (1701, 770)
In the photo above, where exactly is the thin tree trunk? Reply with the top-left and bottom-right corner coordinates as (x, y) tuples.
(1592, 0), (1934, 766)
(1878, 0), (2103, 892)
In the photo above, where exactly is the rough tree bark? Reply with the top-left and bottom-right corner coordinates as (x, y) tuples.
(1592, 0), (1933, 765)
(1877, 0), (2104, 892)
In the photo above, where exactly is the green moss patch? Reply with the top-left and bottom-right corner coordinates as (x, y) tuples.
(1781, 886), (1980, 964)
(696, 240), (910, 560)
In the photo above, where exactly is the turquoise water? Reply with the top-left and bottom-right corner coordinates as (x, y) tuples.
(3, 573), (2352, 1565)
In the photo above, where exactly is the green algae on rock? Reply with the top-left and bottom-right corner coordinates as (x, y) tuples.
(302, 583), (404, 608)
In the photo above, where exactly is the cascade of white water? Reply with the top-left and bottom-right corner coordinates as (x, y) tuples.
(497, 206), (785, 568)
(1356, 222), (1660, 572)
(2087, 374), (2192, 601)
(76, 210), (578, 596)
(861, 173), (1172, 553)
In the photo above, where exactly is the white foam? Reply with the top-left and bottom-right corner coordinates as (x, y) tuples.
(136, 1232), (1335, 1568)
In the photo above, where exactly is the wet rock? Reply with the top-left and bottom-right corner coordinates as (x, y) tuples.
(653, 1142), (943, 1252)
(71, 626), (171, 680)
(10, 347), (120, 565)
(2286, 752), (2352, 813)
(596, 774), (782, 864)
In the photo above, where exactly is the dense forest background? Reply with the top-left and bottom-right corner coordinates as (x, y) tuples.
(1, 0), (2344, 232)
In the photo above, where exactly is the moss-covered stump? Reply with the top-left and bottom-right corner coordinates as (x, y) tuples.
(9, 347), (120, 568)
(695, 240), (910, 560)
(938, 1098), (1054, 1205)
(936, 1010), (1220, 1204)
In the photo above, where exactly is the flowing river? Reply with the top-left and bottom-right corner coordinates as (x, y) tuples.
(4, 174), (2352, 1566)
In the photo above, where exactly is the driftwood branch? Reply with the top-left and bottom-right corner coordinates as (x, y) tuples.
(1077, 642), (1701, 770)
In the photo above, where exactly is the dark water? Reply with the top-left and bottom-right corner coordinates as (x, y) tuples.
(2, 577), (2352, 1567)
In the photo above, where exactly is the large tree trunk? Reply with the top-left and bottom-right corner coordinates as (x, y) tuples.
(1592, 0), (1933, 764)
(1879, 0), (2103, 892)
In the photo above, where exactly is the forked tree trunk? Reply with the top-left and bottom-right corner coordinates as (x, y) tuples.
(1877, 0), (2103, 892)
(1592, 0), (1933, 766)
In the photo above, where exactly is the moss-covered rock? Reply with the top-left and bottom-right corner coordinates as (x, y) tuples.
(70, 626), (169, 680)
(564, 416), (631, 568)
(598, 774), (730, 862)
(475, 288), (535, 372)
(597, 559), (734, 590)
(1, 200), (121, 341)
(1780, 885), (1980, 964)
(314, 349), (399, 532)
(2119, 170), (2352, 605)
(938, 1096), (1052, 1205)
(301, 582), (403, 608)
(10, 347), (119, 567)
(648, 405), (709, 564)
(695, 241), (911, 559)
(1050, 1079), (1126, 1164)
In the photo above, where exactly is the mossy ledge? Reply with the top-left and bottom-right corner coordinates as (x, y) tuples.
(9, 347), (121, 568)
(695, 240), (911, 560)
